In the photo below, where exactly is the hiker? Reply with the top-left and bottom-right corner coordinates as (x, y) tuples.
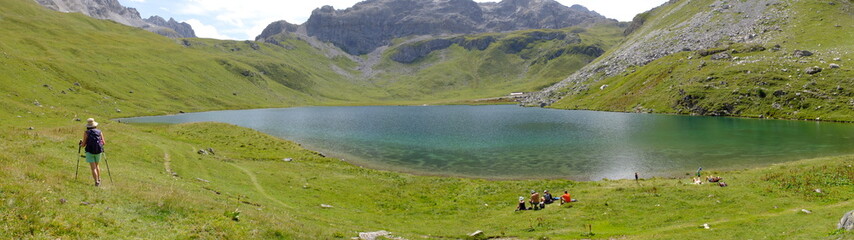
(560, 191), (572, 205)
(80, 118), (105, 186)
(696, 167), (703, 177)
(543, 190), (554, 204)
(635, 172), (639, 181)
(515, 196), (527, 211)
(530, 190), (542, 210)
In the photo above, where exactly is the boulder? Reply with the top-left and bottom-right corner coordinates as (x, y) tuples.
(469, 230), (486, 239)
(793, 50), (813, 57)
(711, 52), (732, 60)
(244, 41), (260, 50)
(840, 210), (854, 231)
(358, 230), (391, 240)
(805, 66), (823, 74)
(830, 63), (840, 69)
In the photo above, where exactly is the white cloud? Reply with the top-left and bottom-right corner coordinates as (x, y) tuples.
(184, 19), (234, 40)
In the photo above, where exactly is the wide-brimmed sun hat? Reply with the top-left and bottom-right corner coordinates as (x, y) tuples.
(86, 118), (98, 128)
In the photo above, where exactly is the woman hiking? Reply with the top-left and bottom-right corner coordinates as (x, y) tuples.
(79, 118), (105, 186)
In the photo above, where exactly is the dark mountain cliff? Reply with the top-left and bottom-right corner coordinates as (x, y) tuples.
(257, 0), (613, 55)
(34, 0), (196, 38)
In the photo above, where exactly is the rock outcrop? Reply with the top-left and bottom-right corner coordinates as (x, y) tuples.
(840, 210), (854, 231)
(143, 16), (196, 38)
(523, 0), (788, 106)
(258, 0), (612, 55)
(34, 0), (196, 38)
(387, 30), (584, 64)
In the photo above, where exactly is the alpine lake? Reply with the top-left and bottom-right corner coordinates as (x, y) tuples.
(121, 105), (854, 180)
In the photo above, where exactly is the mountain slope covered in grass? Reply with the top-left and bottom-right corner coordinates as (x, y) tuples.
(0, 0), (369, 120)
(366, 25), (625, 101)
(527, 0), (854, 121)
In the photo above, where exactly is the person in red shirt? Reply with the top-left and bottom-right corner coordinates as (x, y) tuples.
(560, 191), (572, 205)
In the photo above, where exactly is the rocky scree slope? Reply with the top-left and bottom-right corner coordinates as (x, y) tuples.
(257, 0), (613, 55)
(526, 0), (854, 121)
(35, 0), (196, 38)
(524, 0), (790, 106)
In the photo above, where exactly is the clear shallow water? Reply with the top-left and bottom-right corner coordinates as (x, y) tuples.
(121, 105), (854, 180)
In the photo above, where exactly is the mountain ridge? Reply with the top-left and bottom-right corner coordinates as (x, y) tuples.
(257, 0), (614, 55)
(34, 0), (196, 38)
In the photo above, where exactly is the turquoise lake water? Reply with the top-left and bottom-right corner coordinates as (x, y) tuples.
(121, 105), (854, 180)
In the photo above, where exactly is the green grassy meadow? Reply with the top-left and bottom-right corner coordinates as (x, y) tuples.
(1, 122), (851, 239)
(1, 0), (853, 239)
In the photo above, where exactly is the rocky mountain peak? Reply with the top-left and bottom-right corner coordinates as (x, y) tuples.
(144, 16), (196, 38)
(257, 0), (613, 55)
(34, 0), (196, 38)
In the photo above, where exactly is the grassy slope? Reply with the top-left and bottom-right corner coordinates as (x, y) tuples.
(0, 0), (378, 123)
(551, 0), (854, 121)
(369, 25), (625, 102)
(2, 122), (851, 239)
(0, 0), (852, 239)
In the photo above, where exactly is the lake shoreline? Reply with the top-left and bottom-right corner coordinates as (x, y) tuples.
(120, 105), (854, 181)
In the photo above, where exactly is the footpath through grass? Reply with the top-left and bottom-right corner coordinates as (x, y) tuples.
(1, 120), (851, 239)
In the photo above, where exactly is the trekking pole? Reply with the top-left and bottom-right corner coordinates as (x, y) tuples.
(103, 151), (113, 183)
(75, 141), (81, 180)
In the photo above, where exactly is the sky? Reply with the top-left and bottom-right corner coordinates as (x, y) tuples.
(118, 0), (669, 40)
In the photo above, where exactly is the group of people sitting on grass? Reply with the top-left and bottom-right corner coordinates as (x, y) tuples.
(692, 175), (727, 187)
(515, 190), (575, 211)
